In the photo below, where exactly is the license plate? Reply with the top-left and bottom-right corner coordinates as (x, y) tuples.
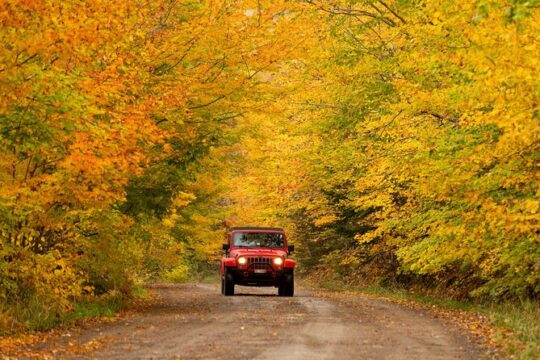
(254, 269), (266, 274)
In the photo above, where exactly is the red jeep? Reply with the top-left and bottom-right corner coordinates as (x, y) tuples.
(220, 227), (295, 296)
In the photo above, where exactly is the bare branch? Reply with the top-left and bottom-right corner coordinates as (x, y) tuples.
(188, 95), (226, 110)
(378, 0), (407, 24)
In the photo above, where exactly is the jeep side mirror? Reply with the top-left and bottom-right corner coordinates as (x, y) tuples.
(222, 243), (230, 251)
(287, 244), (294, 254)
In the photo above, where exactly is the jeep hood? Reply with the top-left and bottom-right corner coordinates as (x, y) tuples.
(230, 248), (287, 258)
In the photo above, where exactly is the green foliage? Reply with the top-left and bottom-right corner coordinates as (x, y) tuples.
(283, 0), (540, 301)
(0, 0), (308, 333)
(0, 2), (537, 351)
(215, 0), (539, 304)
(163, 264), (190, 283)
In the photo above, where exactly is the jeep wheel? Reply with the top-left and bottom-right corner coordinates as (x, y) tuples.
(220, 274), (225, 294)
(278, 271), (294, 297)
(223, 269), (235, 296)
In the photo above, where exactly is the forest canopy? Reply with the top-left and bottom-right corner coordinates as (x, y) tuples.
(0, 0), (538, 332)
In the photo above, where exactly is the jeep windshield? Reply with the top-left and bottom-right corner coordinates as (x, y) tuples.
(232, 232), (284, 248)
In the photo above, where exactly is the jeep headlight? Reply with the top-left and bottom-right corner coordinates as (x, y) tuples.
(238, 257), (247, 265)
(273, 257), (283, 266)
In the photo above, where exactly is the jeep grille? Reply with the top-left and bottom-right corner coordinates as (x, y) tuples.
(248, 257), (272, 270)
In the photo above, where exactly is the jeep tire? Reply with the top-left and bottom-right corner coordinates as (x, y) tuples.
(278, 271), (294, 297)
(222, 268), (235, 296)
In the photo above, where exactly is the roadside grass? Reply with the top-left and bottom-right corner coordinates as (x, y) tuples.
(64, 293), (129, 323)
(64, 284), (148, 326)
(488, 301), (539, 359)
(305, 277), (539, 360)
(187, 266), (220, 285)
(195, 273), (220, 285)
(0, 284), (149, 336)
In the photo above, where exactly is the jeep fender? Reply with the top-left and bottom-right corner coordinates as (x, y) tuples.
(223, 258), (237, 268)
(284, 259), (295, 269)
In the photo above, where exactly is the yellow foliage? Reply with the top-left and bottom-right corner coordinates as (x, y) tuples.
(1, 0), (539, 336)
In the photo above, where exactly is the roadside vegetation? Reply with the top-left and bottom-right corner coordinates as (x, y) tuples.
(0, 1), (538, 358)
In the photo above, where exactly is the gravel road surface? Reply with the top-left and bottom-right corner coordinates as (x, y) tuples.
(17, 283), (484, 359)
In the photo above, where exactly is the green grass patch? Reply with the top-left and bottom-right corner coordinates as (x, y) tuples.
(1, 284), (150, 336)
(65, 284), (148, 324)
(195, 273), (220, 285)
(488, 301), (540, 359)
(66, 296), (126, 322)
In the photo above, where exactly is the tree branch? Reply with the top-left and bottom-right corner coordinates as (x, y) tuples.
(378, 0), (407, 24)
(188, 94), (226, 110)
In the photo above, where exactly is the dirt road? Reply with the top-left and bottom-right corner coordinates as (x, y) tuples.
(18, 283), (485, 359)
